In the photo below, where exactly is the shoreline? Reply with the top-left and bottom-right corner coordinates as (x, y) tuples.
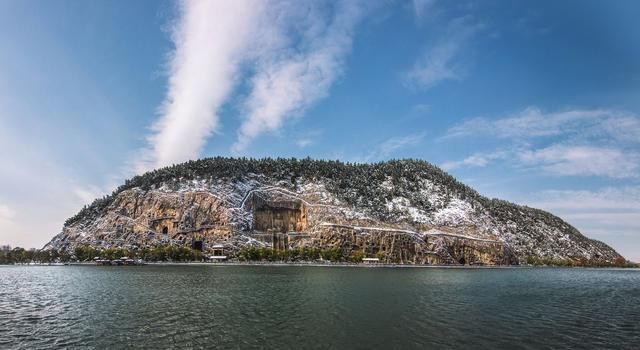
(3, 261), (637, 269)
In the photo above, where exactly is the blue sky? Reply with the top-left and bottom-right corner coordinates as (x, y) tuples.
(1, 0), (639, 260)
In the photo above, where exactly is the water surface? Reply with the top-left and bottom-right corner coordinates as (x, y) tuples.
(1, 265), (638, 349)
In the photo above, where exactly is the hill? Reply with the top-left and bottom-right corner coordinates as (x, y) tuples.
(44, 157), (623, 265)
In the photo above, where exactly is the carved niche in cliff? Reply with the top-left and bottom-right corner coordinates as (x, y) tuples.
(149, 217), (175, 236)
(249, 196), (307, 233)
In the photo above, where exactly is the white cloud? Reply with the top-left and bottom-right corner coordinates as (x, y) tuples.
(379, 133), (425, 157)
(139, 0), (265, 171)
(72, 185), (109, 206)
(295, 138), (313, 148)
(232, 1), (363, 153)
(526, 187), (640, 261)
(443, 107), (640, 178)
(520, 145), (640, 178)
(293, 129), (323, 149)
(405, 42), (460, 88)
(137, 1), (366, 163)
(600, 113), (640, 144)
(441, 151), (507, 170)
(447, 107), (640, 141)
(359, 132), (426, 162)
(404, 16), (484, 89)
(533, 187), (640, 211)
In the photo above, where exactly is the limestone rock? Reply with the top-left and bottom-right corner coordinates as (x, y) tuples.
(43, 158), (623, 265)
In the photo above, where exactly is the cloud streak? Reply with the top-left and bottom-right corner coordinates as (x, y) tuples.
(440, 151), (507, 171)
(520, 145), (640, 178)
(531, 187), (640, 211)
(404, 16), (484, 89)
(139, 1), (365, 164)
(232, 2), (363, 153)
(443, 107), (640, 178)
(359, 132), (426, 162)
(527, 187), (640, 261)
(447, 107), (640, 141)
(140, 0), (264, 171)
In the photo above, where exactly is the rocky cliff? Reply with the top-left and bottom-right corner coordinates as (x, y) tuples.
(44, 158), (623, 265)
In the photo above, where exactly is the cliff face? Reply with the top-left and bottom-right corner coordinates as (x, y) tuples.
(44, 158), (623, 265)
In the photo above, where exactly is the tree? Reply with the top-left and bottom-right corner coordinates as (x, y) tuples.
(349, 250), (365, 263)
(38, 250), (52, 264)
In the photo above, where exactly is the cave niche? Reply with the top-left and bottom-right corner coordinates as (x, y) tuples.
(250, 196), (307, 233)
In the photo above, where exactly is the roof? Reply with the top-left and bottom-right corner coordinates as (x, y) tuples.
(211, 244), (225, 248)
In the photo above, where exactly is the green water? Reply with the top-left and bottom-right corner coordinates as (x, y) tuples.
(1, 265), (639, 349)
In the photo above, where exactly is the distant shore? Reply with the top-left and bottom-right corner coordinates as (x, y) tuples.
(144, 261), (524, 268)
(5, 261), (638, 269)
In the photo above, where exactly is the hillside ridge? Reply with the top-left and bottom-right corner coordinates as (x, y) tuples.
(45, 157), (623, 265)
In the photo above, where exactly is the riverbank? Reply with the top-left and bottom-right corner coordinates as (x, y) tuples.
(5, 261), (638, 269)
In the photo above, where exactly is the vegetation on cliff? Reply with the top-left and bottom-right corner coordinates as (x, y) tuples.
(65, 159), (576, 232)
(65, 157), (479, 226)
(53, 157), (622, 264)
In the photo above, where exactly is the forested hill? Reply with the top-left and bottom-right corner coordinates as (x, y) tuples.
(50, 157), (622, 265)
(66, 157), (482, 226)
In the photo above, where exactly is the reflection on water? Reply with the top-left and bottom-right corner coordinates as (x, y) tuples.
(1, 266), (639, 349)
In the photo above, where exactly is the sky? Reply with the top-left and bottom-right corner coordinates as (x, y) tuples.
(1, 0), (639, 261)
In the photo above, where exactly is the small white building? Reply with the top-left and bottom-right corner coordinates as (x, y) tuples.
(208, 244), (227, 262)
(362, 257), (380, 264)
(208, 255), (227, 262)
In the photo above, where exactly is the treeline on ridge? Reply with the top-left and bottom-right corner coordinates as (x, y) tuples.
(62, 157), (614, 255)
(64, 157), (482, 226)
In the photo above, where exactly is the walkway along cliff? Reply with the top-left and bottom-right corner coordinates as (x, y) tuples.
(44, 158), (623, 265)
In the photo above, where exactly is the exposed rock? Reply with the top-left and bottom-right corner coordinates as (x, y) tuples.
(44, 158), (623, 265)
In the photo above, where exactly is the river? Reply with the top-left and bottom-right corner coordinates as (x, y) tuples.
(1, 265), (638, 349)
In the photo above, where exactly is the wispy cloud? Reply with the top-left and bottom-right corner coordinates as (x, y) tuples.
(139, 0), (264, 171)
(359, 132), (426, 162)
(232, 2), (363, 153)
(138, 1), (366, 164)
(378, 133), (426, 157)
(531, 187), (640, 211)
(519, 145), (640, 178)
(526, 187), (640, 261)
(72, 185), (110, 205)
(443, 107), (640, 178)
(404, 16), (484, 89)
(441, 151), (507, 171)
(294, 129), (323, 149)
(446, 107), (640, 141)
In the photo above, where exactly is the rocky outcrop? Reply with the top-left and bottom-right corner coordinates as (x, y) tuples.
(44, 158), (623, 265)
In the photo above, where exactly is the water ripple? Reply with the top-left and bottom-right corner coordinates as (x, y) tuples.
(0, 266), (639, 349)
